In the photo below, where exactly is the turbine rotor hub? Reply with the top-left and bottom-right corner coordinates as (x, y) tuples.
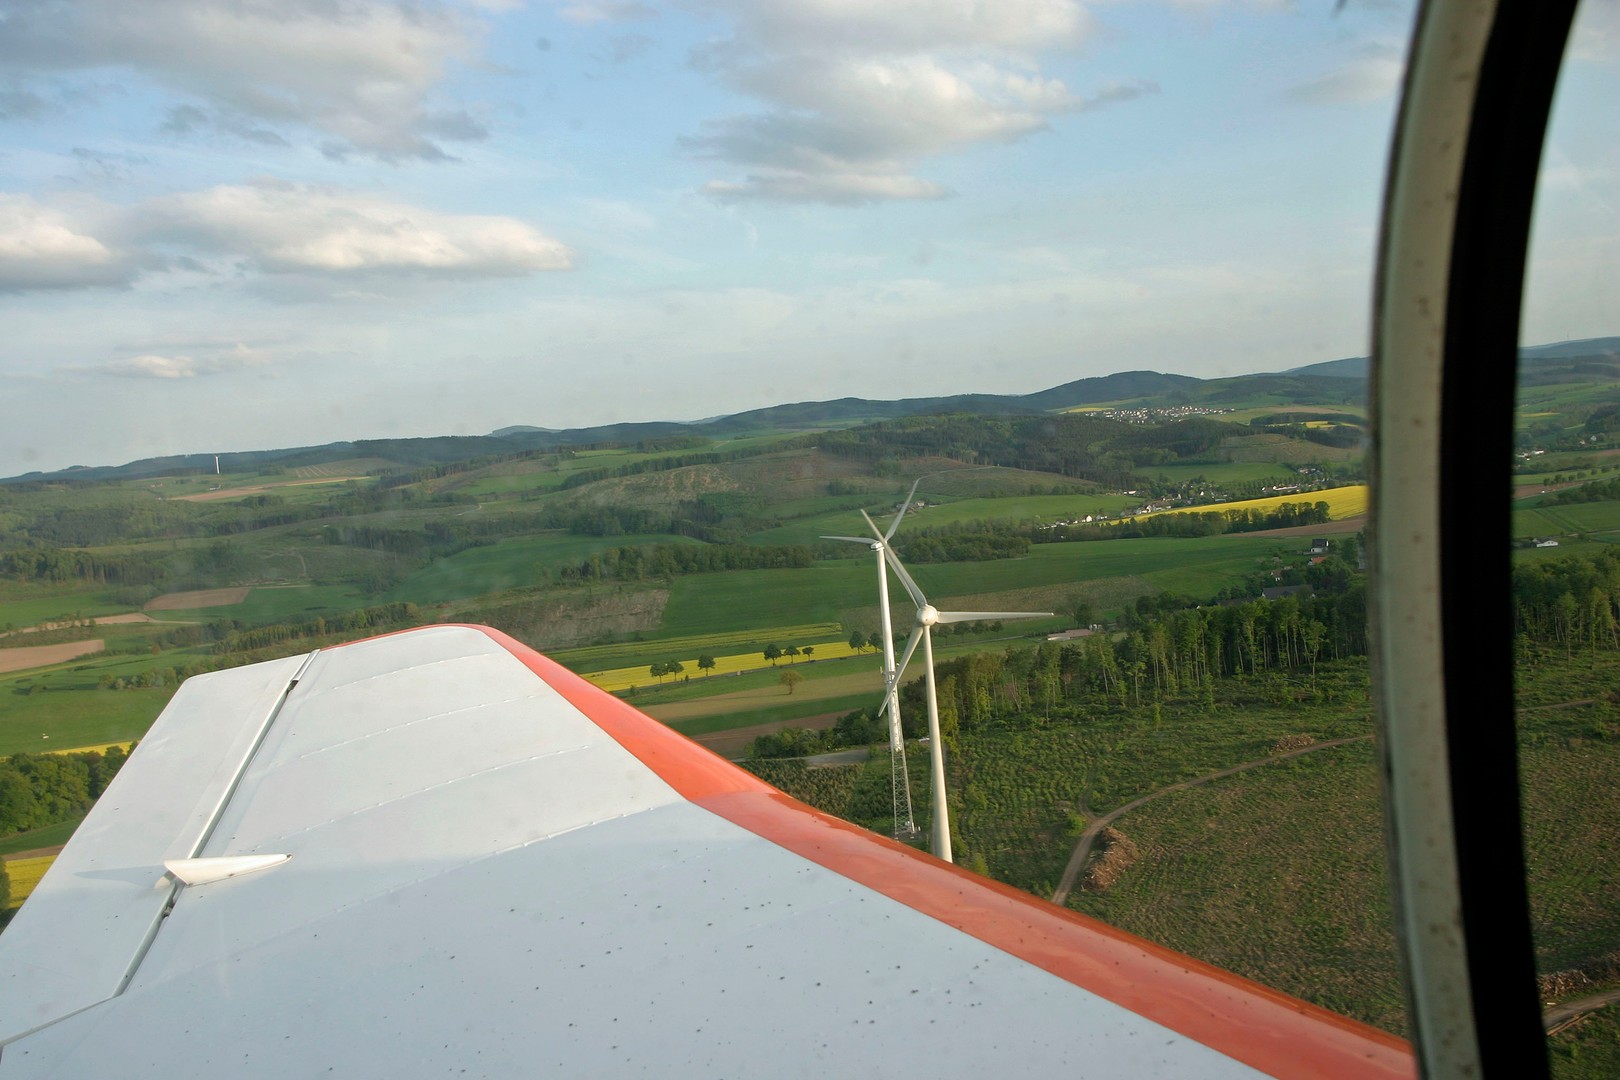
(919, 605), (939, 626)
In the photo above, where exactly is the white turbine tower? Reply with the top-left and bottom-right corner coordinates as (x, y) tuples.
(822, 481), (920, 839)
(875, 536), (1052, 864)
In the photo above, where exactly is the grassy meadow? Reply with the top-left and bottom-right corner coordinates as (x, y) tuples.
(0, 584), (125, 628)
(1514, 502), (1620, 540)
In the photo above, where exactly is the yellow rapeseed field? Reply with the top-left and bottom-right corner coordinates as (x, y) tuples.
(584, 639), (868, 693)
(1146, 485), (1368, 522)
(4, 856), (54, 909)
(47, 741), (133, 757)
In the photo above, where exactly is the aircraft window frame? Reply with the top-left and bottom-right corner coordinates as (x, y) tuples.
(1369, 1), (1578, 1075)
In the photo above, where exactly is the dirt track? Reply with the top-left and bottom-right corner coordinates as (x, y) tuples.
(1545, 989), (1620, 1032)
(0, 640), (105, 674)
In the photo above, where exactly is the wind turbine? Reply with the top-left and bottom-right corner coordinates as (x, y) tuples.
(874, 535), (1052, 864)
(823, 480), (920, 838)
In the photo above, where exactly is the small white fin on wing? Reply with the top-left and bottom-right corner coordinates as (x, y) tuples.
(163, 854), (290, 886)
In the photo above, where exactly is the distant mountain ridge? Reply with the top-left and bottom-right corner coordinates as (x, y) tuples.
(1280, 337), (1620, 381)
(6, 338), (1611, 484)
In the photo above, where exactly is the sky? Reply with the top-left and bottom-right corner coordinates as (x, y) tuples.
(0, 0), (1615, 477)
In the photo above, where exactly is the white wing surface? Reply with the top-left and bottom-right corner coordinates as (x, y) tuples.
(0, 625), (1411, 1079)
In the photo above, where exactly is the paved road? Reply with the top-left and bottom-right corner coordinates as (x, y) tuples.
(1048, 734), (1376, 907)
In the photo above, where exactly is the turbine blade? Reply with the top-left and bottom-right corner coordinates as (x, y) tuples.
(881, 546), (929, 611)
(877, 625), (922, 721)
(935, 609), (1054, 624)
(822, 535), (877, 546)
(888, 625), (925, 692)
(883, 478), (923, 542)
(858, 508), (886, 543)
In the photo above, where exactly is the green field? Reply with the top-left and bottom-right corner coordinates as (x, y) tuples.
(453, 471), (569, 497)
(0, 816), (85, 857)
(661, 535), (1294, 636)
(635, 656), (878, 708)
(662, 691), (878, 737)
(0, 586), (124, 629)
(0, 682), (177, 757)
(153, 584), (367, 624)
(626, 633), (1020, 715)
(1513, 501), (1620, 539)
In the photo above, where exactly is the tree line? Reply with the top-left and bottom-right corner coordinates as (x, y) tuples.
(0, 746), (130, 837)
(1540, 476), (1620, 506)
(1513, 546), (1620, 653)
(550, 542), (814, 585)
(212, 602), (420, 654)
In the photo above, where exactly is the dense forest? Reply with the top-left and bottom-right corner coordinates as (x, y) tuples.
(1512, 547), (1620, 652)
(0, 747), (129, 837)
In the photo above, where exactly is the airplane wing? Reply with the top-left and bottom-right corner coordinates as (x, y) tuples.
(0, 625), (1411, 1078)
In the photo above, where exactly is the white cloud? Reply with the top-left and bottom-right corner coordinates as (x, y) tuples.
(715, 0), (1091, 54)
(684, 0), (1102, 204)
(703, 171), (947, 204)
(103, 353), (207, 379)
(137, 180), (574, 276)
(0, 193), (137, 290)
(0, 0), (487, 160)
(0, 182), (572, 292)
(1289, 46), (1404, 105)
(90, 343), (273, 380)
(560, 1), (659, 24)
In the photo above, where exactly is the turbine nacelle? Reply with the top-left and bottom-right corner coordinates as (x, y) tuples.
(822, 535), (882, 553)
